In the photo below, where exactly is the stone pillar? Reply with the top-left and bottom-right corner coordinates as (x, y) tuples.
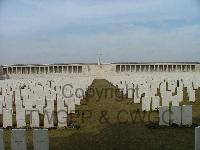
(167, 65), (169, 72)
(159, 65), (161, 72)
(52, 66), (54, 73)
(24, 67), (27, 74)
(139, 65), (141, 72)
(181, 65), (183, 72)
(57, 66), (59, 73)
(20, 67), (22, 74)
(148, 65), (151, 72)
(35, 67), (37, 74)
(16, 67), (18, 74)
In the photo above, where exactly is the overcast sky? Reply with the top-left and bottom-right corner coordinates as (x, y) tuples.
(0, 0), (200, 64)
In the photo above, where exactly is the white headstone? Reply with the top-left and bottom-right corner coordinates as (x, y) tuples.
(182, 105), (192, 126)
(26, 109), (40, 128)
(44, 108), (54, 128)
(11, 129), (27, 150)
(170, 106), (181, 125)
(33, 129), (49, 150)
(3, 108), (12, 128)
(16, 109), (26, 128)
(57, 108), (68, 127)
(159, 106), (169, 126)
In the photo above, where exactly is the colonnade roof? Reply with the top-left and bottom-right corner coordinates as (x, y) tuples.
(1, 62), (200, 67)
(112, 62), (200, 64)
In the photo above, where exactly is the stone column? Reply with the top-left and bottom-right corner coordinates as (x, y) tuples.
(159, 65), (161, 72)
(175, 65), (177, 72)
(25, 67), (27, 74)
(167, 65), (169, 72)
(57, 66), (59, 73)
(181, 65), (183, 72)
(52, 66), (54, 73)
(148, 65), (150, 72)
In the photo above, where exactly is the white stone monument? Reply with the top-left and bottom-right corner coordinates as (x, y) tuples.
(33, 129), (49, 150)
(11, 129), (27, 150)
(182, 105), (192, 126)
(159, 106), (169, 126)
(170, 106), (181, 125)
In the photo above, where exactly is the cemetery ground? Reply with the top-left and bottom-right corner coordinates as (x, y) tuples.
(2, 79), (200, 150)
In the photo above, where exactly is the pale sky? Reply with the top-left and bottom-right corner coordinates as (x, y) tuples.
(0, 0), (200, 64)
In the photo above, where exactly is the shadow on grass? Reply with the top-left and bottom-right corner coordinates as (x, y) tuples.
(50, 123), (195, 150)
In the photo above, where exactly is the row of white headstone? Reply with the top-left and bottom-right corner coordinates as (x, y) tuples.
(159, 105), (192, 126)
(0, 76), (94, 128)
(106, 72), (200, 111)
(0, 129), (49, 150)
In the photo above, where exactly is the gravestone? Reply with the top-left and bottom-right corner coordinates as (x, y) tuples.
(170, 106), (181, 125)
(3, 108), (12, 128)
(57, 108), (68, 127)
(44, 108), (54, 128)
(26, 109), (40, 127)
(0, 129), (5, 150)
(195, 126), (200, 150)
(159, 106), (169, 126)
(16, 109), (26, 128)
(33, 129), (49, 150)
(182, 105), (192, 126)
(11, 129), (27, 150)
